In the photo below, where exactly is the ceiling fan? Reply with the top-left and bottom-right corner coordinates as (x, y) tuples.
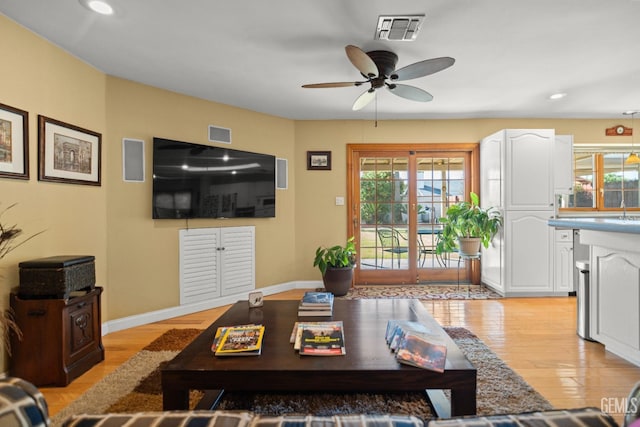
(302, 45), (455, 111)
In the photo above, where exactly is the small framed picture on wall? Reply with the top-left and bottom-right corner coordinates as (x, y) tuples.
(307, 151), (331, 171)
(38, 115), (102, 186)
(0, 102), (29, 180)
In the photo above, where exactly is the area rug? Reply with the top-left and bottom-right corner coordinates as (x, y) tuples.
(51, 327), (551, 426)
(341, 285), (502, 300)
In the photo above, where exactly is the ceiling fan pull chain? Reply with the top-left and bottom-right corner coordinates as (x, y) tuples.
(375, 93), (378, 128)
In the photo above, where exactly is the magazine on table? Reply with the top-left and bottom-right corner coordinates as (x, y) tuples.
(290, 320), (344, 350)
(385, 319), (446, 372)
(386, 320), (433, 351)
(395, 331), (447, 372)
(299, 321), (346, 356)
(213, 324), (265, 356)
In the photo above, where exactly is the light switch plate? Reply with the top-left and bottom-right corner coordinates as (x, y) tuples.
(248, 291), (264, 307)
(335, 196), (345, 206)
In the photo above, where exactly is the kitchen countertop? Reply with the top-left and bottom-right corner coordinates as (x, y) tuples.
(548, 217), (640, 234)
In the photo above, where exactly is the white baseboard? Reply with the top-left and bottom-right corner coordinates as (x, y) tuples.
(102, 280), (322, 335)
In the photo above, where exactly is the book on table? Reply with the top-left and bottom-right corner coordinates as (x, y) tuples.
(213, 324), (265, 356)
(297, 307), (333, 316)
(386, 319), (447, 372)
(298, 291), (334, 316)
(298, 321), (345, 356)
(300, 291), (334, 307)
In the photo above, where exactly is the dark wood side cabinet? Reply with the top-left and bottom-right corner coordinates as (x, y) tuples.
(9, 287), (104, 386)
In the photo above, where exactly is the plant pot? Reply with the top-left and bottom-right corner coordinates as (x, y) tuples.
(322, 266), (353, 296)
(458, 237), (481, 257)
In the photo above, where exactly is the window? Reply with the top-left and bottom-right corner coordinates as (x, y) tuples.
(566, 150), (640, 212)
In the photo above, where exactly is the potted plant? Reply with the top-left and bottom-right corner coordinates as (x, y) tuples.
(435, 192), (503, 256)
(313, 236), (356, 296)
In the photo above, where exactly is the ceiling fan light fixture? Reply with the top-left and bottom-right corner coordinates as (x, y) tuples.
(375, 15), (425, 41)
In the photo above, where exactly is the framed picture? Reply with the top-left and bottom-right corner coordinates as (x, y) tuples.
(38, 115), (102, 186)
(0, 102), (29, 180)
(307, 151), (331, 170)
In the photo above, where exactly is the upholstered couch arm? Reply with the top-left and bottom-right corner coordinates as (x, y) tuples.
(61, 412), (425, 427)
(427, 408), (618, 427)
(0, 376), (50, 427)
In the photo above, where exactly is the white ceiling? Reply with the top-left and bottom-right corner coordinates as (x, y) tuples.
(2, 0), (640, 121)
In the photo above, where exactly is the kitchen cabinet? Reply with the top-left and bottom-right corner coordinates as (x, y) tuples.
(481, 129), (571, 296)
(554, 229), (574, 293)
(554, 135), (574, 194)
(504, 210), (554, 293)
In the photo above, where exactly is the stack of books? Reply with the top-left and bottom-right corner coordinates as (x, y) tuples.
(385, 320), (447, 372)
(297, 291), (334, 316)
(211, 324), (265, 356)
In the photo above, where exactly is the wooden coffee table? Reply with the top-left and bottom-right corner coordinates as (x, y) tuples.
(161, 299), (476, 417)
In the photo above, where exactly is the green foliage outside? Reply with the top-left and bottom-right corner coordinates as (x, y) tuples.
(360, 171), (407, 224)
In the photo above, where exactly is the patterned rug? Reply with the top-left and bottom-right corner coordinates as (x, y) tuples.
(341, 285), (502, 300)
(51, 327), (550, 426)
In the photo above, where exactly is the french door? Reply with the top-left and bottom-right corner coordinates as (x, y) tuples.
(347, 144), (479, 285)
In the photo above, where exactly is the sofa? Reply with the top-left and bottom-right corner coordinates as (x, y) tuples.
(0, 376), (637, 427)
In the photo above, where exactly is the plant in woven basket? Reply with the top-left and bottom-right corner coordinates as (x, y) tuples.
(0, 203), (44, 354)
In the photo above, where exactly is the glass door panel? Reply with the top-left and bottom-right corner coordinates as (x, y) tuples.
(415, 154), (470, 283)
(359, 157), (409, 268)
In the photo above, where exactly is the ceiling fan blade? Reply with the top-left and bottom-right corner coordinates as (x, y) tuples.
(387, 84), (433, 102)
(302, 81), (365, 88)
(390, 57), (455, 81)
(345, 45), (378, 78)
(352, 89), (376, 110)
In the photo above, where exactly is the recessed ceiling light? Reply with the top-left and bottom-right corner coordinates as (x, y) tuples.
(80, 0), (114, 15)
(549, 92), (567, 100)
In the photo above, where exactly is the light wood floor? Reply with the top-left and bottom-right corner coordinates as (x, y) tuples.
(41, 290), (640, 424)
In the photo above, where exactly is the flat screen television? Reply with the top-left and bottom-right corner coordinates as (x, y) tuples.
(152, 137), (275, 219)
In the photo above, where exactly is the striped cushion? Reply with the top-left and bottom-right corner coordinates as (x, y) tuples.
(61, 410), (254, 427)
(61, 412), (424, 427)
(427, 408), (617, 427)
(250, 414), (424, 427)
(0, 377), (50, 427)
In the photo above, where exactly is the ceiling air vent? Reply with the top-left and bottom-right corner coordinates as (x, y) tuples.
(375, 15), (425, 41)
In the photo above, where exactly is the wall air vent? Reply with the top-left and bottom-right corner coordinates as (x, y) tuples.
(375, 15), (425, 41)
(208, 125), (232, 144)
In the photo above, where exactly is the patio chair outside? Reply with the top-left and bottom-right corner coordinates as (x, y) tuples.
(376, 227), (408, 268)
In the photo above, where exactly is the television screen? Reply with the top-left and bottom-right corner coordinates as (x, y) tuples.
(152, 137), (275, 219)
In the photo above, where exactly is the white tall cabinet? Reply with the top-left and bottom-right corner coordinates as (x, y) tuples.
(480, 129), (571, 296)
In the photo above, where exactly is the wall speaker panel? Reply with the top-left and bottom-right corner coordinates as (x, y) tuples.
(276, 158), (288, 190)
(123, 138), (145, 182)
(208, 125), (232, 144)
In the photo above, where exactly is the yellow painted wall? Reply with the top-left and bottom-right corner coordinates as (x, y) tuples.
(104, 77), (296, 320)
(0, 13), (634, 371)
(0, 15), (107, 370)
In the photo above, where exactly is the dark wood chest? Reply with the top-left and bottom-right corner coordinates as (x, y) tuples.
(9, 287), (104, 386)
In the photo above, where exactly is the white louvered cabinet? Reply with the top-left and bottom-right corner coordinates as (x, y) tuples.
(179, 226), (255, 305)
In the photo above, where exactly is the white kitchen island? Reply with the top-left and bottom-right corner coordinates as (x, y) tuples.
(548, 218), (640, 367)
